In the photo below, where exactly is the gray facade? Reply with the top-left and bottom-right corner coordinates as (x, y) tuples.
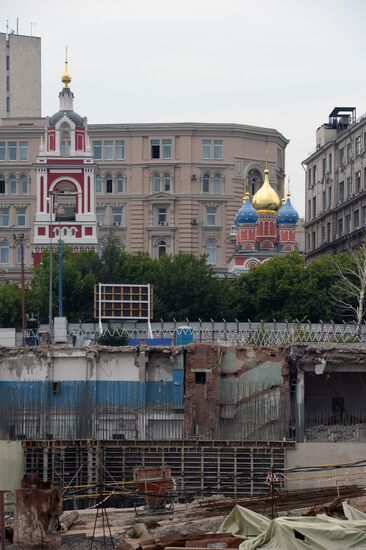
(304, 107), (366, 259)
(0, 32), (41, 118)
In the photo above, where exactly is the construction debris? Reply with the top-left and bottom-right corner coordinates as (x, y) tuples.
(12, 474), (62, 549)
(59, 511), (79, 531)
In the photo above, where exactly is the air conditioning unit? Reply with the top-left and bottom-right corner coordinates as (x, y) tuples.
(191, 218), (198, 225)
(191, 174), (197, 181)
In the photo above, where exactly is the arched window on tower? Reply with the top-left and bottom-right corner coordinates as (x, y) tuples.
(20, 174), (28, 194)
(106, 174), (113, 194)
(116, 174), (126, 193)
(60, 123), (71, 156)
(163, 173), (171, 192)
(248, 168), (262, 195)
(157, 239), (167, 258)
(205, 238), (217, 265)
(10, 174), (17, 194)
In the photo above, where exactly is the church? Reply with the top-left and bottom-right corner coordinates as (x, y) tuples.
(228, 169), (299, 274)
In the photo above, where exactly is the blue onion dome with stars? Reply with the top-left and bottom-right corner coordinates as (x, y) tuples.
(276, 193), (299, 225)
(235, 192), (258, 225)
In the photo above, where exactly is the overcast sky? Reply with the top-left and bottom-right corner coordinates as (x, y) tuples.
(4, 0), (366, 215)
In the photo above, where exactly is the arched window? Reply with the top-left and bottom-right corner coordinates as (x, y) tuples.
(248, 168), (262, 195)
(10, 174), (17, 194)
(60, 123), (71, 156)
(157, 239), (167, 258)
(116, 173), (126, 193)
(0, 240), (9, 264)
(213, 173), (221, 194)
(202, 173), (210, 193)
(20, 174), (28, 194)
(95, 175), (101, 193)
(106, 174), (113, 194)
(0, 175), (5, 194)
(163, 173), (171, 192)
(152, 173), (160, 193)
(16, 243), (25, 265)
(205, 238), (217, 265)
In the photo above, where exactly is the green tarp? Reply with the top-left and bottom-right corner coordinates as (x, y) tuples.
(219, 504), (366, 550)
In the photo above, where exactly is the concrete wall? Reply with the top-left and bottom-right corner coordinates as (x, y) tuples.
(0, 441), (24, 510)
(286, 442), (366, 490)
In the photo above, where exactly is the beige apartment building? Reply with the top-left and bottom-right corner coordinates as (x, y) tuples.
(0, 115), (288, 279)
(304, 107), (366, 260)
(0, 32), (41, 118)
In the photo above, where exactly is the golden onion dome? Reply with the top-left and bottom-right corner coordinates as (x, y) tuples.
(252, 168), (281, 214)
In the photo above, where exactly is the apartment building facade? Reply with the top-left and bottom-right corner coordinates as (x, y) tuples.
(304, 107), (366, 259)
(0, 32), (41, 118)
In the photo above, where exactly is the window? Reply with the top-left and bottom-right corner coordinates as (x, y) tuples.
(104, 141), (113, 160)
(354, 209), (360, 229)
(0, 240), (9, 264)
(363, 206), (366, 225)
(206, 206), (217, 226)
(307, 169), (311, 188)
(195, 372), (206, 384)
(151, 139), (172, 159)
(213, 140), (223, 159)
(116, 174), (126, 193)
(60, 123), (71, 156)
(8, 142), (16, 161)
(347, 177), (352, 198)
(151, 140), (160, 159)
(205, 238), (217, 265)
(162, 139), (172, 159)
(308, 199), (311, 219)
(16, 244), (25, 266)
(157, 239), (167, 258)
(356, 172), (361, 193)
(0, 208), (9, 226)
(115, 140), (125, 160)
(339, 148), (345, 168)
(312, 165), (316, 185)
(10, 175), (16, 194)
(6, 76), (9, 92)
(321, 225), (325, 241)
(19, 141), (28, 160)
(213, 173), (221, 193)
(152, 173), (160, 193)
(106, 174), (113, 193)
(346, 142), (352, 163)
(158, 207), (168, 226)
(312, 231), (316, 249)
(112, 207), (123, 226)
(327, 222), (331, 241)
(322, 158), (326, 177)
(93, 141), (102, 160)
(0, 176), (4, 194)
(345, 214), (350, 233)
(339, 181), (344, 202)
(95, 175), (101, 193)
(163, 173), (171, 192)
(6, 98), (10, 113)
(356, 136), (362, 156)
(202, 140), (211, 159)
(96, 207), (105, 225)
(17, 207), (26, 227)
(202, 139), (223, 159)
(328, 153), (332, 173)
(322, 190), (326, 211)
(20, 175), (28, 194)
(277, 148), (283, 170)
(202, 173), (210, 193)
(312, 196), (316, 218)
(0, 143), (4, 161)
(338, 218), (343, 236)
(328, 187), (331, 208)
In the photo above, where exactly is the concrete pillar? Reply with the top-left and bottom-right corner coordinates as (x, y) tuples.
(296, 369), (305, 443)
(138, 350), (148, 439)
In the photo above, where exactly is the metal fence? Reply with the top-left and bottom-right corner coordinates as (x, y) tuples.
(304, 409), (366, 443)
(22, 320), (365, 347)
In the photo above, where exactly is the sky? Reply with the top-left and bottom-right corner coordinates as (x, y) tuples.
(3, 0), (366, 216)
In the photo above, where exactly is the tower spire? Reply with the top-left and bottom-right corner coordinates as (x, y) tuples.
(61, 46), (72, 88)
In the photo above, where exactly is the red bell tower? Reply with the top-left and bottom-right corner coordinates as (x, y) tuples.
(33, 56), (97, 265)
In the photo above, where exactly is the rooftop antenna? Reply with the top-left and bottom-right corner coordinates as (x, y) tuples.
(16, 18), (19, 34)
(6, 19), (9, 37)
(30, 22), (36, 36)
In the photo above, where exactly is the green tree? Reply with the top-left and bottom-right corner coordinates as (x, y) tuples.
(0, 284), (22, 328)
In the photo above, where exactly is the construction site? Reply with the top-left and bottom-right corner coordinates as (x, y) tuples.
(2, 339), (366, 548)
